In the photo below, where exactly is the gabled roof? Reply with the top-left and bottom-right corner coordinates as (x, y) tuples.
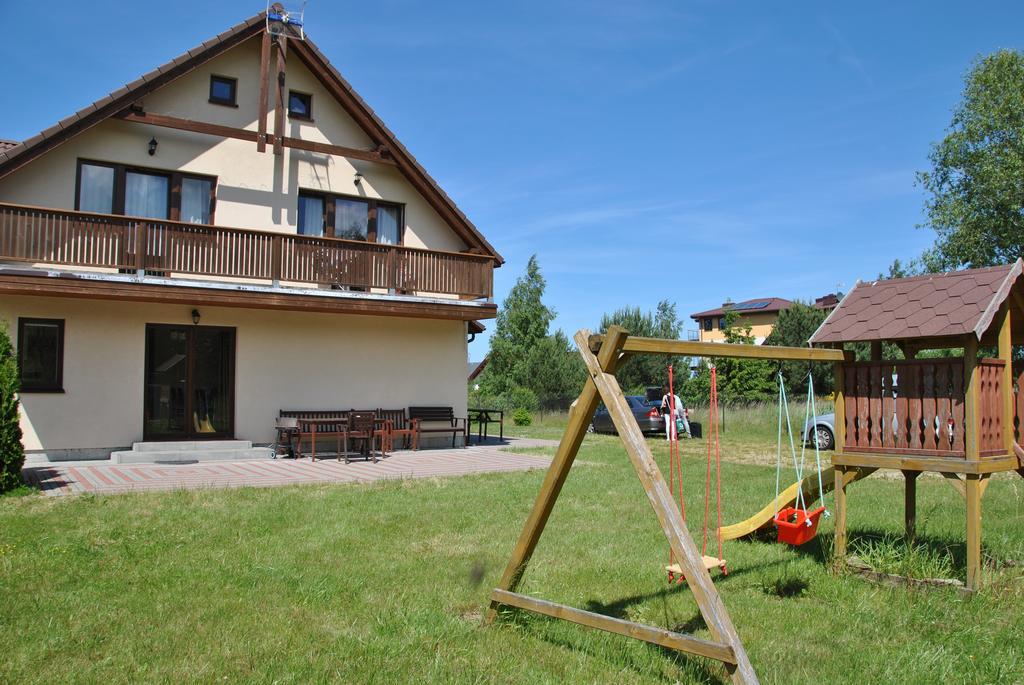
(690, 297), (793, 320)
(810, 259), (1024, 345)
(0, 7), (502, 264)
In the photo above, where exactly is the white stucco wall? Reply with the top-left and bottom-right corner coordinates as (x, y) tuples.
(1, 296), (468, 453)
(0, 36), (468, 254)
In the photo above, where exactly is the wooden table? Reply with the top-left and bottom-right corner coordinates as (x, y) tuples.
(469, 408), (504, 444)
(296, 417), (391, 461)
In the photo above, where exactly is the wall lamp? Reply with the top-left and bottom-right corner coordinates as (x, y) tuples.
(353, 171), (363, 186)
(191, 309), (201, 325)
(148, 137), (158, 156)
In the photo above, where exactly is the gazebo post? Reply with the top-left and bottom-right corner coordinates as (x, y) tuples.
(963, 334), (983, 590)
(832, 354), (848, 564)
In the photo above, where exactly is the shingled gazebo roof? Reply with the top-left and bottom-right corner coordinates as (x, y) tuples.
(810, 259), (1023, 346)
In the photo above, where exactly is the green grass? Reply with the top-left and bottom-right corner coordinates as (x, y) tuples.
(2, 429), (1023, 684)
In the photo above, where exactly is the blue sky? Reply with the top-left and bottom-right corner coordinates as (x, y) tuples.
(4, 2), (1022, 358)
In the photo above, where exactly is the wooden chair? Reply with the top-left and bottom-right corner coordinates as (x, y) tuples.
(377, 408), (418, 451)
(343, 411), (385, 463)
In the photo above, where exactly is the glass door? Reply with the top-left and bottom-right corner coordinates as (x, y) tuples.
(144, 324), (235, 441)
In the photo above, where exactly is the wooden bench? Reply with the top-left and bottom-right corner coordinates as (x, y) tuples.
(377, 408), (418, 450)
(408, 406), (468, 449)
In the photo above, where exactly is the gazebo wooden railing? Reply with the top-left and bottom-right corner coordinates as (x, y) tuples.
(0, 202), (494, 300)
(840, 358), (1006, 458)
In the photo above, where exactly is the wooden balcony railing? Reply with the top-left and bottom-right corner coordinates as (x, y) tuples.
(0, 202), (494, 300)
(841, 358), (1006, 458)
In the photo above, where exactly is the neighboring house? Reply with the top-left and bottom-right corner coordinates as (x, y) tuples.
(689, 294), (839, 344)
(0, 8), (502, 459)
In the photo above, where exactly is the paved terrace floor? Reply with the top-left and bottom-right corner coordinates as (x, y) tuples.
(22, 438), (558, 497)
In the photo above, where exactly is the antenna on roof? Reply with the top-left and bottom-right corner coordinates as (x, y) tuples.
(267, 1), (306, 41)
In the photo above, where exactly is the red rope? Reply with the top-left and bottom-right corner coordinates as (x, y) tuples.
(702, 367), (727, 574)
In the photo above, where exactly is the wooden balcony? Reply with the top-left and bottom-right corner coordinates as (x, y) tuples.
(0, 202), (494, 300)
(840, 358), (1006, 459)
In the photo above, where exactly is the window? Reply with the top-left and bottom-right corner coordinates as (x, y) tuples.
(297, 195), (325, 236)
(334, 199), (368, 240)
(78, 163), (115, 213)
(76, 160), (216, 224)
(718, 317), (726, 330)
(17, 318), (64, 392)
(125, 171), (170, 219)
(209, 75), (238, 107)
(289, 91), (312, 120)
(703, 318), (712, 332)
(296, 191), (403, 243)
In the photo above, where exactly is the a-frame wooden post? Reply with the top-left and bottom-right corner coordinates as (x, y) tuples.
(487, 326), (759, 684)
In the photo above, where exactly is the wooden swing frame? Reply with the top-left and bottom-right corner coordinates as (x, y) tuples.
(485, 326), (845, 685)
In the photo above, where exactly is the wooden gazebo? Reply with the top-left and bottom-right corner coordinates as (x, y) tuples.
(810, 259), (1024, 590)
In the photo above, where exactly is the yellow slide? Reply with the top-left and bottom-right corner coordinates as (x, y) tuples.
(718, 466), (876, 541)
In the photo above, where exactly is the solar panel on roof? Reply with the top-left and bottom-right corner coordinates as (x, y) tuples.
(730, 300), (772, 311)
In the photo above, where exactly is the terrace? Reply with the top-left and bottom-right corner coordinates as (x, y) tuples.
(0, 202), (494, 303)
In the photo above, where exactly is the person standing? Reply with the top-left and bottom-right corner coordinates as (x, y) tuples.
(661, 385), (690, 440)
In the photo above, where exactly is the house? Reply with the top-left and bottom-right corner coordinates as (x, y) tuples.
(0, 8), (502, 459)
(689, 294), (839, 344)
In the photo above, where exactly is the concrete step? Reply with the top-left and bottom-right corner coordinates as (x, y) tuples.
(131, 440), (253, 452)
(111, 447), (271, 465)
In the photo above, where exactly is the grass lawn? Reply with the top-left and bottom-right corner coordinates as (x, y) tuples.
(2, 417), (1024, 683)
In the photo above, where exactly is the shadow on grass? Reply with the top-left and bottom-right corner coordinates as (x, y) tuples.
(511, 613), (729, 685)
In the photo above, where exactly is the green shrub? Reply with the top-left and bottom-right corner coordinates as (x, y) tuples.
(512, 408), (533, 426)
(504, 386), (538, 412)
(0, 321), (24, 493)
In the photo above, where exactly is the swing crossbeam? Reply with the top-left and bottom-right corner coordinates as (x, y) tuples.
(491, 589), (737, 665)
(587, 334), (848, 362)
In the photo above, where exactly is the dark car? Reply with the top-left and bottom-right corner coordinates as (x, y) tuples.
(590, 395), (664, 435)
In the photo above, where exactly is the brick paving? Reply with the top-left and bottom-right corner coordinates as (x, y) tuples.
(22, 438), (558, 497)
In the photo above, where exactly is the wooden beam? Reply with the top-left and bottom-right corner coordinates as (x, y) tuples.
(257, 29), (272, 153)
(490, 590), (737, 665)
(588, 335), (846, 362)
(575, 328), (758, 684)
(486, 326), (627, 622)
(273, 36), (287, 156)
(834, 466), (848, 563)
(833, 451), (1018, 474)
(965, 336), (980, 461)
(966, 474), (982, 591)
(870, 340), (883, 361)
(903, 470), (918, 542)
(115, 111), (397, 165)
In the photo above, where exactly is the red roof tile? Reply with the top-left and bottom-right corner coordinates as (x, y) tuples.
(810, 260), (1023, 344)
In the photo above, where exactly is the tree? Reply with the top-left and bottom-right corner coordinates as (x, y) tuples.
(598, 300), (684, 394)
(524, 330), (586, 411)
(479, 255), (554, 397)
(917, 50), (1024, 270)
(476, 256), (582, 411)
(764, 302), (833, 396)
(0, 322), (24, 492)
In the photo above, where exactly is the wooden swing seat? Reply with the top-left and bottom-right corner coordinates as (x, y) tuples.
(666, 555), (726, 576)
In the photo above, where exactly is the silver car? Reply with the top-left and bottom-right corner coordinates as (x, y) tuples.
(802, 413), (835, 450)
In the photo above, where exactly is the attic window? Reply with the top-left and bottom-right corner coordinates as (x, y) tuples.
(209, 76), (237, 107)
(289, 91), (312, 120)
